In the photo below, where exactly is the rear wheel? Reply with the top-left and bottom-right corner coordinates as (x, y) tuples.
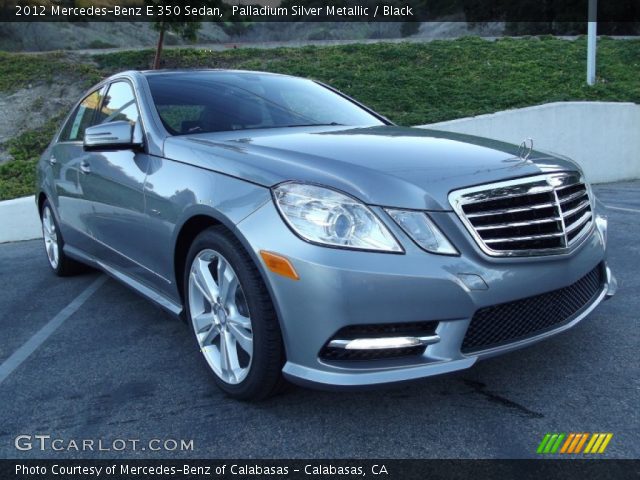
(184, 226), (285, 400)
(41, 201), (84, 276)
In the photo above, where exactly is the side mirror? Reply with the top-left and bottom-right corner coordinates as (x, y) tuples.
(83, 121), (143, 151)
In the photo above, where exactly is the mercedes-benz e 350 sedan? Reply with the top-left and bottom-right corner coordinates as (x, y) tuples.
(37, 70), (616, 399)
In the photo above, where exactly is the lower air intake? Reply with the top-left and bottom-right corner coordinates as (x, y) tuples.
(462, 264), (604, 354)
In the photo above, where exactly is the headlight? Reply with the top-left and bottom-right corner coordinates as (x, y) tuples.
(386, 209), (458, 255)
(272, 183), (402, 252)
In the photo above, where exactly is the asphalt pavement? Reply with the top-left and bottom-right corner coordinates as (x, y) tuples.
(0, 182), (638, 459)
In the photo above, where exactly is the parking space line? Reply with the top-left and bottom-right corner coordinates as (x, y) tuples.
(605, 205), (640, 214)
(0, 275), (107, 386)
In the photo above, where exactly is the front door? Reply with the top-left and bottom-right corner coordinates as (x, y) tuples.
(51, 87), (105, 254)
(77, 80), (152, 280)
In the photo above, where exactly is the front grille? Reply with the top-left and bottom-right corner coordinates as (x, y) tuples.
(461, 264), (604, 353)
(320, 321), (438, 361)
(449, 172), (593, 256)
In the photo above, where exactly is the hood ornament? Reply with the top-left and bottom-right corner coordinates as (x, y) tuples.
(517, 137), (534, 161)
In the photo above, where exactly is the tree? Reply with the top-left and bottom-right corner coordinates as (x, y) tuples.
(152, 20), (200, 70)
(145, 0), (204, 69)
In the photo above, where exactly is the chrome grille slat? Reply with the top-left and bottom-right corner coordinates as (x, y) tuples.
(568, 221), (593, 245)
(484, 232), (565, 243)
(449, 173), (594, 257)
(465, 202), (557, 218)
(461, 185), (553, 205)
(555, 181), (584, 192)
(475, 217), (562, 231)
(562, 199), (590, 218)
(559, 190), (588, 204)
(565, 211), (592, 234)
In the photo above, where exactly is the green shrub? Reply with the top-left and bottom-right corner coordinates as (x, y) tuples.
(0, 116), (63, 201)
(1, 37), (639, 200)
(86, 39), (118, 49)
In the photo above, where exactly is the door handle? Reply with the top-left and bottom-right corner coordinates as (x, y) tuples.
(49, 156), (57, 166)
(80, 161), (91, 174)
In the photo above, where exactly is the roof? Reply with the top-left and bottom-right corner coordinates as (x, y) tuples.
(138, 69), (290, 77)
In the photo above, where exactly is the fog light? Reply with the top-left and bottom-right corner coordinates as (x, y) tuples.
(328, 335), (440, 350)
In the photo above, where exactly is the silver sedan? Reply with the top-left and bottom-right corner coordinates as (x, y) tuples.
(36, 70), (616, 400)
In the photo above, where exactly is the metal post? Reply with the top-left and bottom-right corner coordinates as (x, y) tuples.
(587, 0), (597, 85)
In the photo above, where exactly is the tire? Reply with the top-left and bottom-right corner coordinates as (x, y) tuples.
(40, 200), (85, 276)
(183, 226), (285, 400)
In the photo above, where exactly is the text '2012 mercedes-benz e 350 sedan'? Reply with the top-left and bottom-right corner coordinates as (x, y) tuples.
(37, 70), (616, 400)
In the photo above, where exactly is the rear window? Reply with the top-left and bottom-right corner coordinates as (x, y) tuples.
(145, 72), (384, 135)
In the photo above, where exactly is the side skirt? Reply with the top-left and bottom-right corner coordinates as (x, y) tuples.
(65, 244), (184, 317)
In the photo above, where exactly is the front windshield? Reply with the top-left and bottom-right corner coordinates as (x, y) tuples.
(146, 72), (385, 135)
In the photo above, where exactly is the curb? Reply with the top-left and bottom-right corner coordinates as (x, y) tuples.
(0, 195), (41, 243)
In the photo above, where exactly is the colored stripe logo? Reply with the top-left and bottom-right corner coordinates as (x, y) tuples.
(537, 433), (613, 454)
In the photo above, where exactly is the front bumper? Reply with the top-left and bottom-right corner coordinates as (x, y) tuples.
(236, 200), (614, 389)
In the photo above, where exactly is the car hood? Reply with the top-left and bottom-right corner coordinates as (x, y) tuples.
(163, 125), (580, 210)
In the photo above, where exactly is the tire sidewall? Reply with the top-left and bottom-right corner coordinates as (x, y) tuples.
(183, 227), (282, 399)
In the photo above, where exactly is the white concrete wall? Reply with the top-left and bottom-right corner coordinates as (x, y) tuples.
(419, 102), (640, 184)
(0, 196), (41, 243)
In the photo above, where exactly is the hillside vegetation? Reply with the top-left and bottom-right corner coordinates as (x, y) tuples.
(1, 36), (639, 200)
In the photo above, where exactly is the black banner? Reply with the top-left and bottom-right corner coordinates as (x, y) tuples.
(1, 0), (640, 22)
(2, 460), (640, 480)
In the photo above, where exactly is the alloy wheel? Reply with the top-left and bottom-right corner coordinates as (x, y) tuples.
(42, 206), (59, 269)
(188, 249), (253, 384)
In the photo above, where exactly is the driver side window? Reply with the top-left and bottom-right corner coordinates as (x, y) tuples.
(97, 81), (140, 126)
(59, 88), (104, 142)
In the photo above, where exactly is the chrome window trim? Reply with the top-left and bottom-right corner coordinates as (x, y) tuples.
(449, 172), (596, 258)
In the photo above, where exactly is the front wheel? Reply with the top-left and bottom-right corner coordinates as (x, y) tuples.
(184, 227), (285, 400)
